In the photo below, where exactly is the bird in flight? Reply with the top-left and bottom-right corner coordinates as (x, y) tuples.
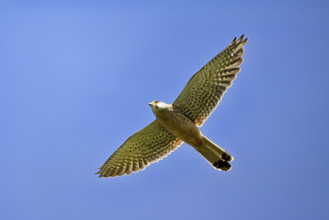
(96, 35), (248, 177)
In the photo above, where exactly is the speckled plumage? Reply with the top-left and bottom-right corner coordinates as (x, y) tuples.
(96, 35), (247, 177)
(173, 35), (247, 126)
(97, 120), (182, 177)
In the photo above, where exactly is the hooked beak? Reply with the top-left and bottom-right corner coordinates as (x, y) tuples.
(148, 102), (153, 107)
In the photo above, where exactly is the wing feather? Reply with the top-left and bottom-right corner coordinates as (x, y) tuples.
(172, 35), (247, 126)
(96, 120), (183, 177)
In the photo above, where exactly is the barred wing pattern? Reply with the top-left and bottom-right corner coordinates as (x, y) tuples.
(173, 35), (248, 126)
(96, 120), (183, 177)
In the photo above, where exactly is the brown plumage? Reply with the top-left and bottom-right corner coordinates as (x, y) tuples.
(96, 35), (247, 177)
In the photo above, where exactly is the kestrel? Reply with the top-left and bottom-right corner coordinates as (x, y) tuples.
(97, 35), (248, 177)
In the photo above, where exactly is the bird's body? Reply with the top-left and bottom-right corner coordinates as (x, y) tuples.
(96, 35), (248, 177)
(150, 101), (202, 147)
(150, 100), (232, 171)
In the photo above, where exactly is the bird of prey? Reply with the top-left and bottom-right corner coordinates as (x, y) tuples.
(96, 35), (247, 177)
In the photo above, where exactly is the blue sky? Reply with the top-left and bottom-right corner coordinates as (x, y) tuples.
(1, 1), (329, 219)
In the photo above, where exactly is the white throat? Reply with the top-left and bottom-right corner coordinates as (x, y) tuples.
(155, 101), (170, 109)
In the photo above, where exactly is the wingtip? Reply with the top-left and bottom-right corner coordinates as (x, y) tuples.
(241, 37), (248, 45)
(233, 35), (248, 50)
(95, 168), (105, 177)
(230, 37), (237, 45)
(230, 34), (247, 47)
(236, 34), (245, 44)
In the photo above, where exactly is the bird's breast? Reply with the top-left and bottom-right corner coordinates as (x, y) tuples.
(153, 108), (202, 144)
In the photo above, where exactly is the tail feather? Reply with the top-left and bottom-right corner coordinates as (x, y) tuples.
(202, 136), (234, 162)
(193, 136), (234, 172)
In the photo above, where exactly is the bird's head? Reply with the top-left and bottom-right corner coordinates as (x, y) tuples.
(149, 100), (171, 111)
(149, 100), (160, 110)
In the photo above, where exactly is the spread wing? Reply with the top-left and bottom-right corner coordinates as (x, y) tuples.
(172, 35), (248, 126)
(96, 120), (183, 177)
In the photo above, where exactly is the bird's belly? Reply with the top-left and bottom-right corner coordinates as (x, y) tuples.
(155, 110), (202, 146)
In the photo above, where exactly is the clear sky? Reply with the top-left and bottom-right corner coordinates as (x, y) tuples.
(1, 1), (329, 219)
